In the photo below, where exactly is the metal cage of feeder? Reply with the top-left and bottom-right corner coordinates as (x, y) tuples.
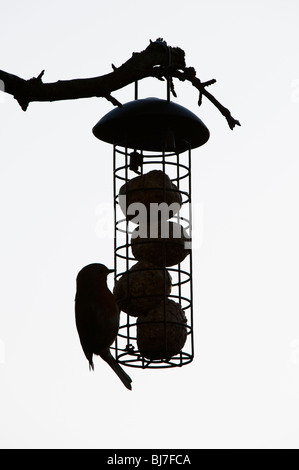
(92, 81), (209, 369)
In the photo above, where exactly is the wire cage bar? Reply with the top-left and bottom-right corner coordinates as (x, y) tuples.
(112, 144), (194, 368)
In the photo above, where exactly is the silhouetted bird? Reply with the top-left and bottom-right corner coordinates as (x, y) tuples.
(75, 263), (132, 390)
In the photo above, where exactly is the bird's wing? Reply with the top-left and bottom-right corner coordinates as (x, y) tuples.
(75, 300), (96, 369)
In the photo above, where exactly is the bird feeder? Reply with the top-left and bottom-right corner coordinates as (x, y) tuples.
(92, 81), (209, 369)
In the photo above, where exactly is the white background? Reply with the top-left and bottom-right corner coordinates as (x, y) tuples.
(0, 0), (299, 449)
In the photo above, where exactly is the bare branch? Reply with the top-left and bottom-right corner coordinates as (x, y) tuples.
(0, 39), (240, 129)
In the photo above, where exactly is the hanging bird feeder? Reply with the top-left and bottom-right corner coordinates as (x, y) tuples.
(92, 77), (209, 369)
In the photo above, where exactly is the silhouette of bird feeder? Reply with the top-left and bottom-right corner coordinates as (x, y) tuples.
(93, 79), (209, 369)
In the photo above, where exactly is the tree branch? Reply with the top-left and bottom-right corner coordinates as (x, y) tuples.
(0, 39), (240, 129)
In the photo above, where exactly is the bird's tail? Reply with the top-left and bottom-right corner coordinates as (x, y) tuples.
(100, 349), (132, 390)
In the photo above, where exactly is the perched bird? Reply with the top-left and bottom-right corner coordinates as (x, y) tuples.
(75, 263), (132, 390)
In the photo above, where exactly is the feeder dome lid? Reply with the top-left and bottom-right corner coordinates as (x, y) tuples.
(92, 97), (209, 152)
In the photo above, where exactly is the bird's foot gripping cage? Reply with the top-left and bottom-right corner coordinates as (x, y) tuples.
(93, 95), (210, 369)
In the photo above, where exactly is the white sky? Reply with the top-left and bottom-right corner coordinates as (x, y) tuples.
(1, 0), (299, 449)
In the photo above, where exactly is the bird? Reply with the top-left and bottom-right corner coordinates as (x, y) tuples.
(75, 263), (132, 390)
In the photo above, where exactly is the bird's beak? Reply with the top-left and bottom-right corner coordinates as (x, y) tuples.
(108, 269), (115, 274)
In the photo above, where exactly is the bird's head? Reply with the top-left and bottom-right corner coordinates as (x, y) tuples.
(76, 263), (114, 287)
